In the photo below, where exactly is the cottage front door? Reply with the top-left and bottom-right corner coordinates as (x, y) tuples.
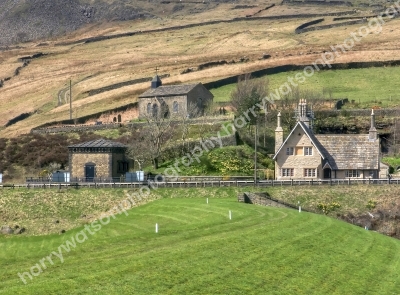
(85, 162), (96, 182)
(323, 168), (331, 179)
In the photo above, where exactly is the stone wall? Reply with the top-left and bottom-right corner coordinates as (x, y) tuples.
(238, 192), (297, 209)
(187, 84), (214, 113)
(70, 153), (112, 179)
(111, 152), (134, 177)
(138, 95), (187, 119)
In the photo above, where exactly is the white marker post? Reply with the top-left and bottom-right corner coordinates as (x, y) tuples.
(155, 223), (158, 233)
(299, 206), (301, 213)
(229, 210), (232, 220)
(207, 198), (209, 204)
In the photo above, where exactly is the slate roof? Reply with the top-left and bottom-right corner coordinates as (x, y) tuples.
(139, 84), (199, 98)
(315, 134), (379, 170)
(68, 139), (126, 148)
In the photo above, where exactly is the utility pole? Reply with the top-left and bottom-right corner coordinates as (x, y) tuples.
(254, 122), (257, 186)
(69, 79), (72, 120)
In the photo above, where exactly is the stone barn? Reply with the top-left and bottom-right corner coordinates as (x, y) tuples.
(68, 139), (133, 181)
(138, 75), (213, 119)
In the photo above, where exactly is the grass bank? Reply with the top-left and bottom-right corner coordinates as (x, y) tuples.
(210, 66), (400, 108)
(1, 188), (400, 294)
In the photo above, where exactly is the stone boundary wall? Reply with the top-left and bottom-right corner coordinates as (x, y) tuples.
(1, 52), (46, 89)
(238, 192), (307, 210)
(55, 10), (357, 46)
(284, 0), (352, 6)
(249, 4), (275, 17)
(31, 123), (123, 134)
(85, 74), (170, 97)
(31, 116), (231, 134)
(31, 102), (138, 130)
(328, 108), (400, 117)
(294, 18), (324, 33)
(295, 18), (366, 34)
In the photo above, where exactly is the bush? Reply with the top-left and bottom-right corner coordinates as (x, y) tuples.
(317, 202), (341, 215)
(366, 200), (377, 210)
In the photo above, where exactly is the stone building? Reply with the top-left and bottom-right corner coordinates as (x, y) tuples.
(138, 75), (213, 119)
(273, 99), (387, 180)
(68, 139), (133, 181)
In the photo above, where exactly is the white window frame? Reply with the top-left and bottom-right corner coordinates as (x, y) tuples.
(304, 147), (313, 156)
(280, 168), (294, 177)
(304, 168), (317, 177)
(286, 147), (294, 155)
(345, 170), (360, 178)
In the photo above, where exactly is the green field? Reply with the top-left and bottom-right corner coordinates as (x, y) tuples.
(1, 187), (400, 294)
(210, 66), (400, 108)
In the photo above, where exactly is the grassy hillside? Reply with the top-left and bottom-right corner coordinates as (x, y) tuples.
(2, 2), (400, 137)
(210, 66), (400, 108)
(1, 190), (400, 294)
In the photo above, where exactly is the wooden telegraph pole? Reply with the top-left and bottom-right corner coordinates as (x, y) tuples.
(254, 122), (257, 186)
(69, 79), (72, 120)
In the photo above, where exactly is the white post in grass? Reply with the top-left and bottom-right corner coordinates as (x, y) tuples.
(229, 210), (232, 220)
(299, 206), (301, 213)
(207, 198), (209, 204)
(155, 223), (158, 233)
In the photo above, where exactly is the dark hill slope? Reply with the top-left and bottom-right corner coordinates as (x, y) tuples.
(0, 0), (151, 47)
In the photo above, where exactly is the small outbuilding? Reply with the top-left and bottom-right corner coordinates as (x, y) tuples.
(138, 75), (214, 119)
(68, 139), (133, 181)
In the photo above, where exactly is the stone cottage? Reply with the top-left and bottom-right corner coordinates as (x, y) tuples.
(68, 139), (133, 181)
(273, 99), (387, 180)
(138, 75), (213, 119)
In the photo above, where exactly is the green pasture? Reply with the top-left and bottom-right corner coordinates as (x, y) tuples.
(210, 66), (400, 108)
(1, 187), (400, 294)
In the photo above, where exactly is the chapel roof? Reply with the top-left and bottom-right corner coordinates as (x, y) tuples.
(139, 83), (199, 98)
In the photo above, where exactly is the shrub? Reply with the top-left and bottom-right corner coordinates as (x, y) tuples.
(366, 200), (377, 210)
(317, 202), (341, 215)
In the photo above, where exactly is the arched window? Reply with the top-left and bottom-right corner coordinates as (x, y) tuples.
(147, 103), (151, 114)
(173, 101), (179, 113)
(117, 114), (121, 122)
(152, 104), (159, 117)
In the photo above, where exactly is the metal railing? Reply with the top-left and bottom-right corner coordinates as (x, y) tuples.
(1, 178), (399, 189)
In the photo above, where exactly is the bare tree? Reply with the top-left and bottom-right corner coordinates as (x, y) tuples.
(143, 101), (172, 169)
(126, 136), (153, 171)
(231, 74), (269, 126)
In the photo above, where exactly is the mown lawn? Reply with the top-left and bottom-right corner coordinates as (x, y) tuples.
(210, 66), (400, 108)
(1, 187), (400, 294)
